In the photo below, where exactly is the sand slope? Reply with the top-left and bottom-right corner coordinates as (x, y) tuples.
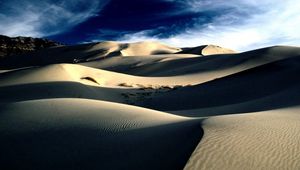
(140, 53), (300, 113)
(185, 107), (300, 170)
(0, 99), (202, 170)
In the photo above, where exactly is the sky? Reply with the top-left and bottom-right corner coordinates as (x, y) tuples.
(0, 0), (299, 51)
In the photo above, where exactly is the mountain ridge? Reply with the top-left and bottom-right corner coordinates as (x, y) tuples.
(0, 35), (62, 58)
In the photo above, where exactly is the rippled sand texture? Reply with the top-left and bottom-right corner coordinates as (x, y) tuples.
(185, 107), (300, 170)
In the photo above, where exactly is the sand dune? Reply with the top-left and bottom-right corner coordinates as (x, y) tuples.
(0, 63), (206, 104)
(1, 41), (300, 170)
(185, 107), (300, 170)
(178, 44), (236, 55)
(0, 63), (214, 88)
(0, 41), (237, 70)
(0, 98), (202, 170)
(140, 53), (300, 112)
(84, 46), (300, 77)
(119, 41), (181, 56)
(0, 41), (181, 69)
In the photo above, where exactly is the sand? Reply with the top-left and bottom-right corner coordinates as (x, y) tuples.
(0, 99), (202, 170)
(0, 41), (300, 170)
(179, 44), (236, 55)
(185, 107), (300, 170)
(0, 41), (182, 69)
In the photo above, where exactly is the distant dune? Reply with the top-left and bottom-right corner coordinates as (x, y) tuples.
(0, 37), (300, 170)
(0, 40), (232, 69)
(178, 44), (236, 55)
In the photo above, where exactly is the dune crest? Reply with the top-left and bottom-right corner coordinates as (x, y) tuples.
(201, 45), (236, 55)
(120, 41), (181, 56)
(178, 44), (236, 55)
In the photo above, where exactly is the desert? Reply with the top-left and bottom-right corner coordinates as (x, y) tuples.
(1, 36), (300, 169)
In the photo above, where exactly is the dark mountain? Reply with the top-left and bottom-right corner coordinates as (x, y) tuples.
(0, 35), (62, 58)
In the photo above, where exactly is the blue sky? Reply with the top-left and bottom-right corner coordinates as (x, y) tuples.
(0, 0), (299, 51)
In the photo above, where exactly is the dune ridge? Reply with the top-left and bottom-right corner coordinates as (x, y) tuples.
(178, 44), (236, 55)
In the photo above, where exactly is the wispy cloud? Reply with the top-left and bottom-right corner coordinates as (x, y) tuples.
(119, 0), (300, 51)
(0, 0), (109, 37)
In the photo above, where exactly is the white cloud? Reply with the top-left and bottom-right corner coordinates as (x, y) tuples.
(120, 0), (300, 51)
(0, 0), (109, 37)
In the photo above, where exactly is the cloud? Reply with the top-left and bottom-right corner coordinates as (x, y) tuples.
(0, 0), (109, 37)
(119, 0), (300, 51)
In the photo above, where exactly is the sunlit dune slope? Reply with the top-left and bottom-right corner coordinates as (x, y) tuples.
(185, 107), (300, 170)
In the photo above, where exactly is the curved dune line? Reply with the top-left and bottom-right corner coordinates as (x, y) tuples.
(0, 98), (203, 170)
